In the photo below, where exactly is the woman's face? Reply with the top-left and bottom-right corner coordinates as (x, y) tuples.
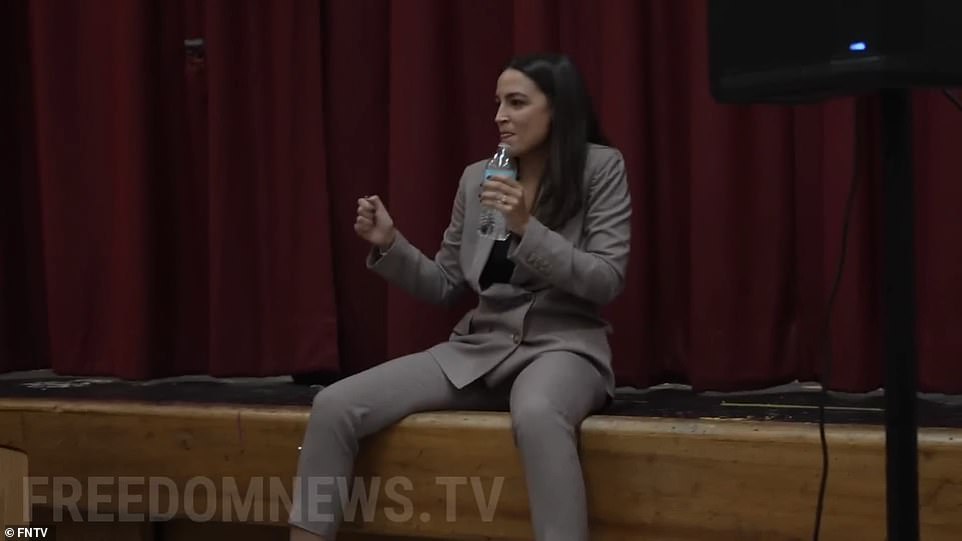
(494, 68), (551, 159)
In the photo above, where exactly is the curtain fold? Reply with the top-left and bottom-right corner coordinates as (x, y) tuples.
(204, 0), (338, 375)
(0, 0), (46, 372)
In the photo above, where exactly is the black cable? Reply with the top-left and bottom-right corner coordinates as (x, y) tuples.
(943, 88), (962, 113)
(812, 98), (863, 541)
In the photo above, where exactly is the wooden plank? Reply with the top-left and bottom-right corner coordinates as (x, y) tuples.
(159, 520), (281, 541)
(25, 510), (431, 541)
(0, 398), (960, 540)
(159, 519), (440, 540)
(1, 447), (28, 531)
(27, 521), (154, 541)
(29, 506), (154, 541)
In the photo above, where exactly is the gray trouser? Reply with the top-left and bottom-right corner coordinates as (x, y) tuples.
(289, 350), (608, 541)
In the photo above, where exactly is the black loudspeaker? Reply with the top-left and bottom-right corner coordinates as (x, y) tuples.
(708, 0), (962, 103)
(707, 2), (962, 541)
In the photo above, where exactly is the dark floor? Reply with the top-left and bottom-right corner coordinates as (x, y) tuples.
(1, 369), (961, 428)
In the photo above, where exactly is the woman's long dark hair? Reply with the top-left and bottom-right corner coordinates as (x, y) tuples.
(505, 53), (608, 230)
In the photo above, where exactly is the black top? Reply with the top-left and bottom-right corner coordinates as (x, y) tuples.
(478, 239), (515, 290)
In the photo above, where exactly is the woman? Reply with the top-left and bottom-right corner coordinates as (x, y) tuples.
(290, 53), (631, 541)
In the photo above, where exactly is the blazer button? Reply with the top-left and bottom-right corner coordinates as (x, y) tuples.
(512, 333), (521, 344)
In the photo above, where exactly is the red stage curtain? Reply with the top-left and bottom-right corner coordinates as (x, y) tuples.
(3, 0), (961, 392)
(1, 0), (47, 373)
(4, 0), (338, 377)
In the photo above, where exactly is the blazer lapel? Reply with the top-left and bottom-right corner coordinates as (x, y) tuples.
(508, 235), (537, 286)
(466, 232), (494, 288)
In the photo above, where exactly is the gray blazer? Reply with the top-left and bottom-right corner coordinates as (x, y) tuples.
(367, 144), (631, 395)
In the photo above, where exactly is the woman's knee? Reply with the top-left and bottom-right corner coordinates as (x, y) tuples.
(308, 384), (359, 431)
(509, 394), (572, 438)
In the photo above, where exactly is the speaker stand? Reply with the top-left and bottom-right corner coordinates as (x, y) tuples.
(880, 88), (920, 541)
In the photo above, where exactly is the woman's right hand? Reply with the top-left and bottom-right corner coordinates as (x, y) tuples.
(355, 195), (396, 251)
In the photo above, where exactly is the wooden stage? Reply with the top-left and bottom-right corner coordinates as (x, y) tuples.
(0, 371), (960, 540)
